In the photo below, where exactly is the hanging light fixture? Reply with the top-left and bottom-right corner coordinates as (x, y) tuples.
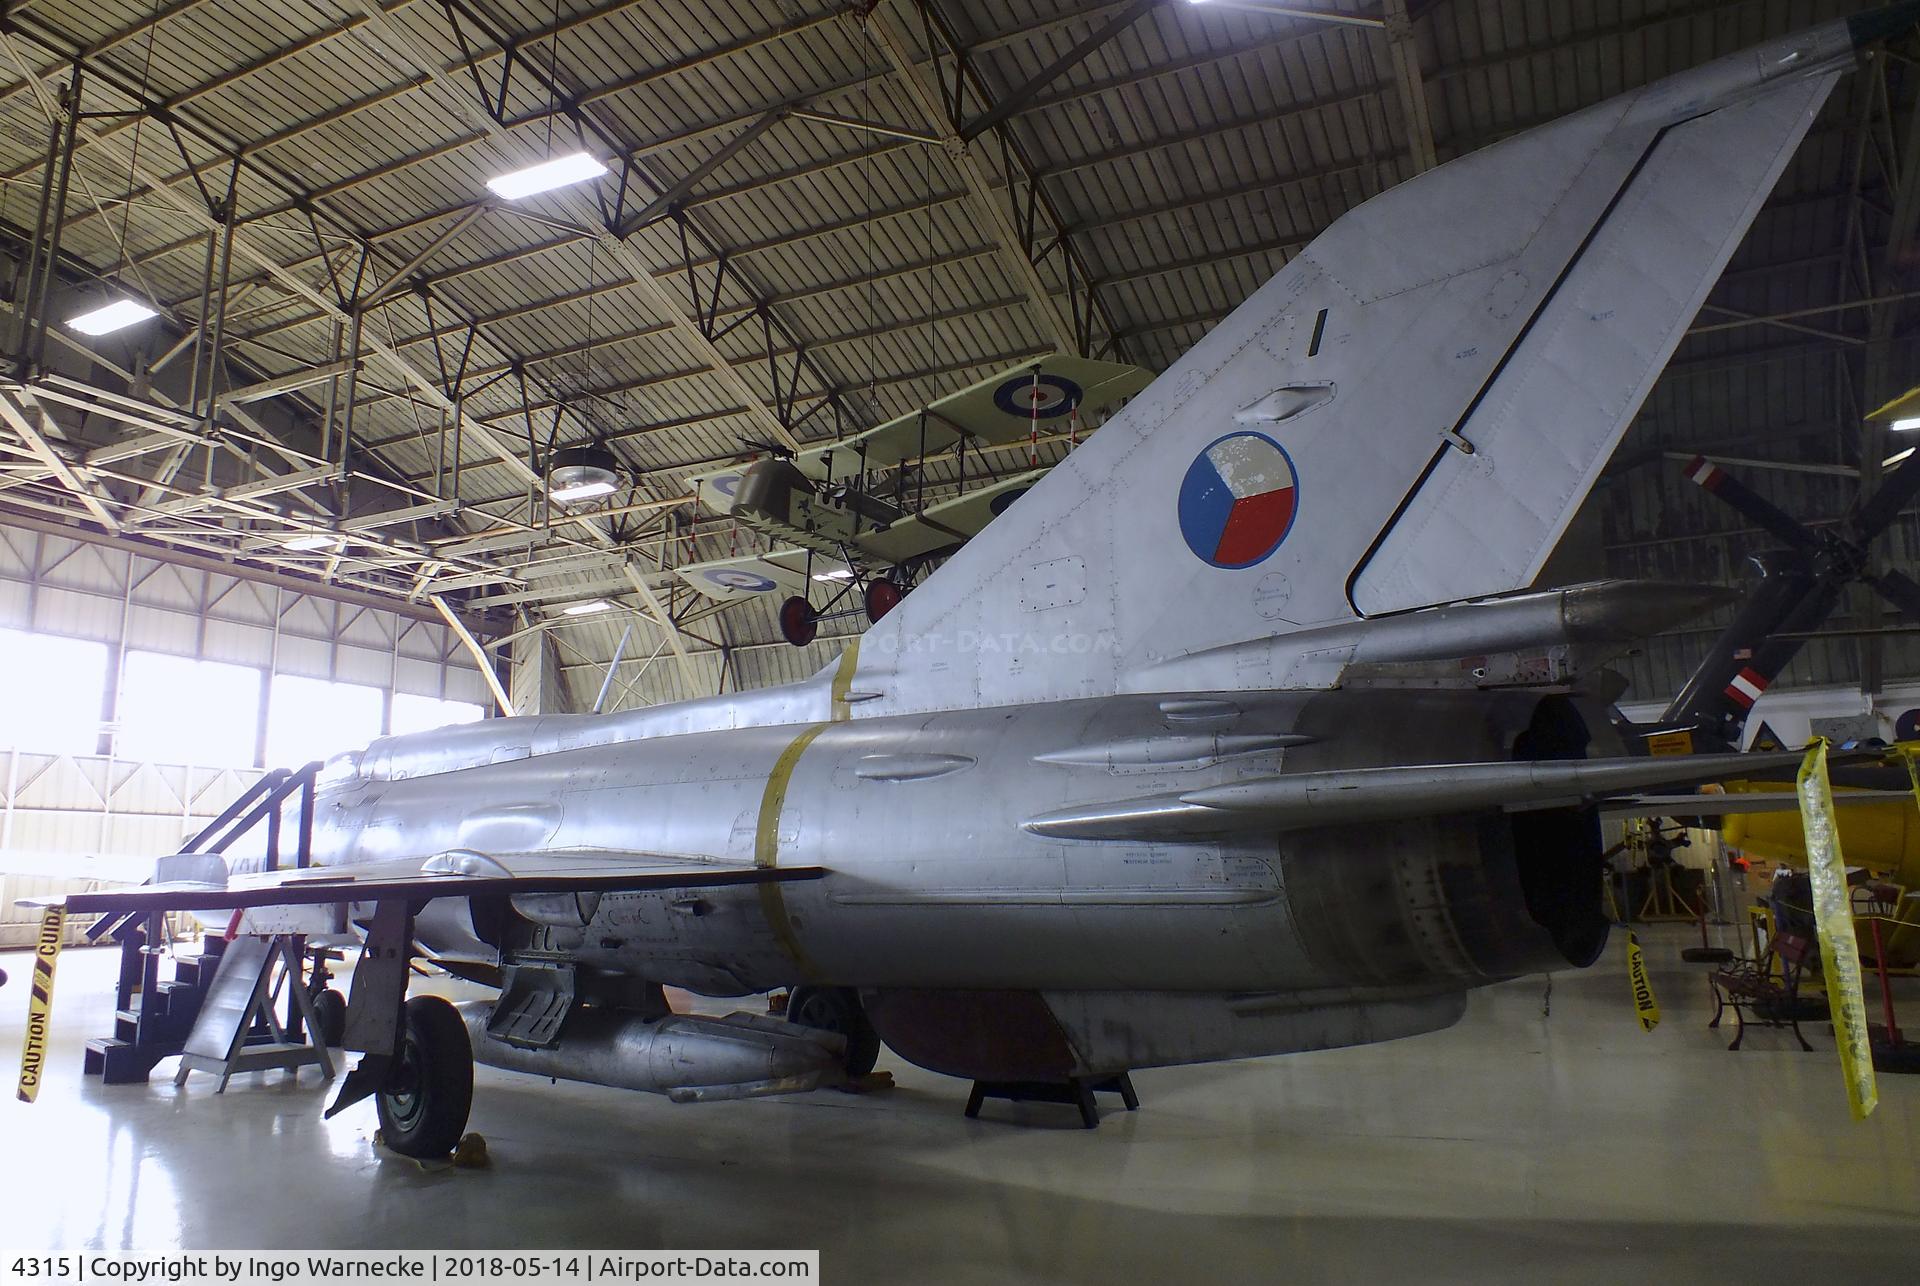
(282, 532), (343, 552)
(487, 152), (607, 200)
(546, 443), (622, 504)
(67, 298), (158, 336)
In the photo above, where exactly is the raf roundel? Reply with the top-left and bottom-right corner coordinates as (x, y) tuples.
(704, 568), (775, 593)
(993, 373), (1083, 419)
(1178, 432), (1300, 570)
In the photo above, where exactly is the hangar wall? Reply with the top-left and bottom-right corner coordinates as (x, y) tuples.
(0, 520), (490, 943)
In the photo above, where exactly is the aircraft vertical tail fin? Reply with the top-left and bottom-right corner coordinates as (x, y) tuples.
(843, 19), (1870, 718)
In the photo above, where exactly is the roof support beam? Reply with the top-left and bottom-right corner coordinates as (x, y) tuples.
(364, 0), (822, 456)
(0, 384), (122, 532)
(621, 560), (695, 685)
(1381, 0), (1437, 174)
(617, 110), (786, 235)
(354, 204), (491, 313)
(432, 594), (513, 713)
(960, 0), (1160, 142)
(0, 24), (547, 500)
(1178, 2), (1382, 28)
(864, 3), (1083, 355)
(221, 358), (358, 406)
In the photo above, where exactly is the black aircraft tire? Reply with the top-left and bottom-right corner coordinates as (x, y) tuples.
(310, 987), (347, 1047)
(778, 596), (818, 648)
(787, 985), (881, 1077)
(377, 996), (474, 1158)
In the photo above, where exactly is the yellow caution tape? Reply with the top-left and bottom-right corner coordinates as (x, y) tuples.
(15, 905), (65, 1103)
(1795, 739), (1877, 1120)
(1626, 930), (1660, 1031)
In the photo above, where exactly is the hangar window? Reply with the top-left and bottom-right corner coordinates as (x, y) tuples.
(0, 627), (108, 755)
(119, 651), (263, 767)
(267, 674), (384, 767)
(391, 693), (485, 737)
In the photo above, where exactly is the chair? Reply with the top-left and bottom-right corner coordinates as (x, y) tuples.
(1708, 930), (1818, 1052)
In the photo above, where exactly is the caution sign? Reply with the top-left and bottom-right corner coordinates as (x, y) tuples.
(1796, 739), (1877, 1120)
(1644, 730), (1695, 758)
(15, 905), (65, 1103)
(1626, 931), (1661, 1031)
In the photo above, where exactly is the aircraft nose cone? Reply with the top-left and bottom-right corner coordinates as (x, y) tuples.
(1850, 1), (1920, 48)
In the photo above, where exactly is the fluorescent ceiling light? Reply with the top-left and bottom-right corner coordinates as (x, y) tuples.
(487, 152), (607, 200)
(549, 479), (618, 503)
(1891, 416), (1920, 433)
(1884, 447), (1916, 469)
(67, 299), (157, 336)
(562, 599), (614, 616)
(812, 568), (855, 582)
(282, 533), (342, 552)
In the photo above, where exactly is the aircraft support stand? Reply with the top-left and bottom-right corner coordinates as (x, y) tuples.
(964, 1073), (1139, 1129)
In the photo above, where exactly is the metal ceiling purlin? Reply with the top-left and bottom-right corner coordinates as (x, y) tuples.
(0, 385), (124, 532)
(390, 0), (826, 458)
(1380, 0), (1437, 174)
(864, 1), (1110, 359)
(0, 23), (551, 505)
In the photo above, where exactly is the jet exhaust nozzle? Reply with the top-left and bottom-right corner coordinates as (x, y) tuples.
(458, 1002), (847, 1100)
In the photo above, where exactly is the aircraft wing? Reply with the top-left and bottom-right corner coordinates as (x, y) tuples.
(1023, 751), (1819, 840)
(1597, 789), (1914, 819)
(852, 470), (1046, 566)
(672, 548), (818, 604)
(792, 357), (1150, 479)
(24, 848), (823, 915)
(687, 466), (753, 516)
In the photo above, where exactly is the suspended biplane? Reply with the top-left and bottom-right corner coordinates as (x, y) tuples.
(675, 356), (1151, 644)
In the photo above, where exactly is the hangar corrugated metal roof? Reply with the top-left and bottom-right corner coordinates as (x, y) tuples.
(0, 0), (1911, 711)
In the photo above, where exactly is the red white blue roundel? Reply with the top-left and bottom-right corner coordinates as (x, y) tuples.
(702, 568), (775, 593)
(1178, 432), (1299, 569)
(993, 373), (1082, 419)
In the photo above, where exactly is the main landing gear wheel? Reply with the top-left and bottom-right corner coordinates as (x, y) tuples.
(864, 578), (903, 623)
(786, 985), (881, 1077)
(310, 987), (347, 1047)
(377, 995), (474, 1158)
(778, 595), (819, 647)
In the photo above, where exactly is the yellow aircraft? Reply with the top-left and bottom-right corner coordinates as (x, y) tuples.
(1719, 756), (1920, 969)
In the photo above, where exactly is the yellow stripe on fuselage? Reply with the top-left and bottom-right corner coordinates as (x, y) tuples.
(754, 723), (831, 979)
(829, 639), (861, 723)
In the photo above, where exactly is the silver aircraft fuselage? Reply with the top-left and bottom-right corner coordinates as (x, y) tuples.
(295, 585), (1654, 1078)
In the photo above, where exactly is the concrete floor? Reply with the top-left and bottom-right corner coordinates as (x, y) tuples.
(1, 925), (1915, 1282)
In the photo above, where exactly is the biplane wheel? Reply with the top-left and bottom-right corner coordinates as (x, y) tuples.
(786, 985), (881, 1078)
(310, 987), (347, 1047)
(864, 577), (904, 623)
(377, 995), (473, 1158)
(778, 595), (819, 647)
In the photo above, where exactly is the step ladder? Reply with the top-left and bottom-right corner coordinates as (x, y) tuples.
(174, 935), (334, 1090)
(84, 927), (226, 1084)
(83, 760), (326, 1085)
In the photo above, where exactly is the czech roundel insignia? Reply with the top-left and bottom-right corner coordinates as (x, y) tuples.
(1178, 432), (1299, 569)
(993, 373), (1083, 419)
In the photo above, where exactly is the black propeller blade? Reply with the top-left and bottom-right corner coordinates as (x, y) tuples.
(1868, 568), (1920, 622)
(1683, 455), (1818, 551)
(1851, 447), (1920, 540)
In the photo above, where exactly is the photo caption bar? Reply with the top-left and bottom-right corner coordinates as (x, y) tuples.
(2, 1254), (819, 1286)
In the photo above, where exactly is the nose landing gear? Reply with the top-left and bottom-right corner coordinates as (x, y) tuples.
(376, 995), (474, 1159)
